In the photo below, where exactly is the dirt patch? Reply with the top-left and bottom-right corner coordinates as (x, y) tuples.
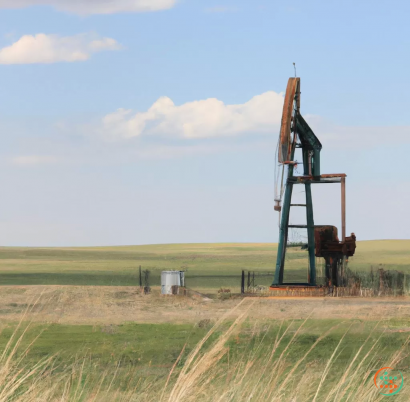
(0, 286), (409, 325)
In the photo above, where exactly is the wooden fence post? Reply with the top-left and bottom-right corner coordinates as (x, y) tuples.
(139, 265), (142, 290)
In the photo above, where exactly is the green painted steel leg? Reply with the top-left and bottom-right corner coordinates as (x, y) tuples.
(302, 149), (309, 176)
(313, 150), (320, 177)
(305, 182), (316, 285)
(273, 182), (293, 285)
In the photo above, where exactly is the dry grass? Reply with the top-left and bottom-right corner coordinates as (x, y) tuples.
(1, 286), (410, 326)
(162, 299), (410, 402)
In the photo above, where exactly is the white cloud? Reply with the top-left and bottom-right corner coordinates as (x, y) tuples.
(100, 91), (285, 140)
(11, 156), (59, 166)
(0, 0), (176, 15)
(0, 33), (121, 64)
(98, 92), (410, 151)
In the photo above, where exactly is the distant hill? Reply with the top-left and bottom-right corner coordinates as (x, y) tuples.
(0, 240), (408, 286)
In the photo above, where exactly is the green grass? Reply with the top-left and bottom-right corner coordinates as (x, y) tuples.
(0, 322), (209, 374)
(0, 240), (409, 287)
(2, 317), (409, 375)
(3, 316), (410, 400)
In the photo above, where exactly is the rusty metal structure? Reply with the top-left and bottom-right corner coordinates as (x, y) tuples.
(271, 77), (356, 289)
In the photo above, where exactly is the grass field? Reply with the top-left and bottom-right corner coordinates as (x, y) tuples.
(0, 241), (409, 400)
(1, 294), (410, 401)
(0, 240), (409, 288)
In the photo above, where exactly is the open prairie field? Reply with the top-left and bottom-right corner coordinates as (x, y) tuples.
(0, 241), (409, 400)
(0, 287), (410, 400)
(0, 240), (409, 289)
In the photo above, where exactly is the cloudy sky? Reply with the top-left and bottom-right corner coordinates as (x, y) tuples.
(0, 0), (409, 246)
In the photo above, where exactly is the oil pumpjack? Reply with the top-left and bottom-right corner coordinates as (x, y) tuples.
(271, 78), (356, 289)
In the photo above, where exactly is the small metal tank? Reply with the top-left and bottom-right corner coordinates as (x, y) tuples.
(161, 271), (185, 295)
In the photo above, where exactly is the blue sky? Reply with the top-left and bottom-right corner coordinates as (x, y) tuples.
(0, 0), (408, 246)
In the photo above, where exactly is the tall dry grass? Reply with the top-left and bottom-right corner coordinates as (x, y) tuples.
(0, 297), (408, 401)
(165, 298), (409, 402)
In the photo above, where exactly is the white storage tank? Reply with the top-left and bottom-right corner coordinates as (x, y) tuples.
(161, 271), (185, 295)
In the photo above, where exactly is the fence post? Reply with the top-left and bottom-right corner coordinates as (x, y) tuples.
(379, 269), (384, 296)
(241, 270), (245, 294)
(143, 269), (151, 294)
(139, 265), (142, 290)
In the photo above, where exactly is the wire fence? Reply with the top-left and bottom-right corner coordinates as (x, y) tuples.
(137, 265), (410, 297)
(137, 267), (247, 295)
(339, 266), (410, 297)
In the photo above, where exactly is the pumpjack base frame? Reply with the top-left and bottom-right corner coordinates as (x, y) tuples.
(269, 284), (326, 297)
(269, 284), (323, 289)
